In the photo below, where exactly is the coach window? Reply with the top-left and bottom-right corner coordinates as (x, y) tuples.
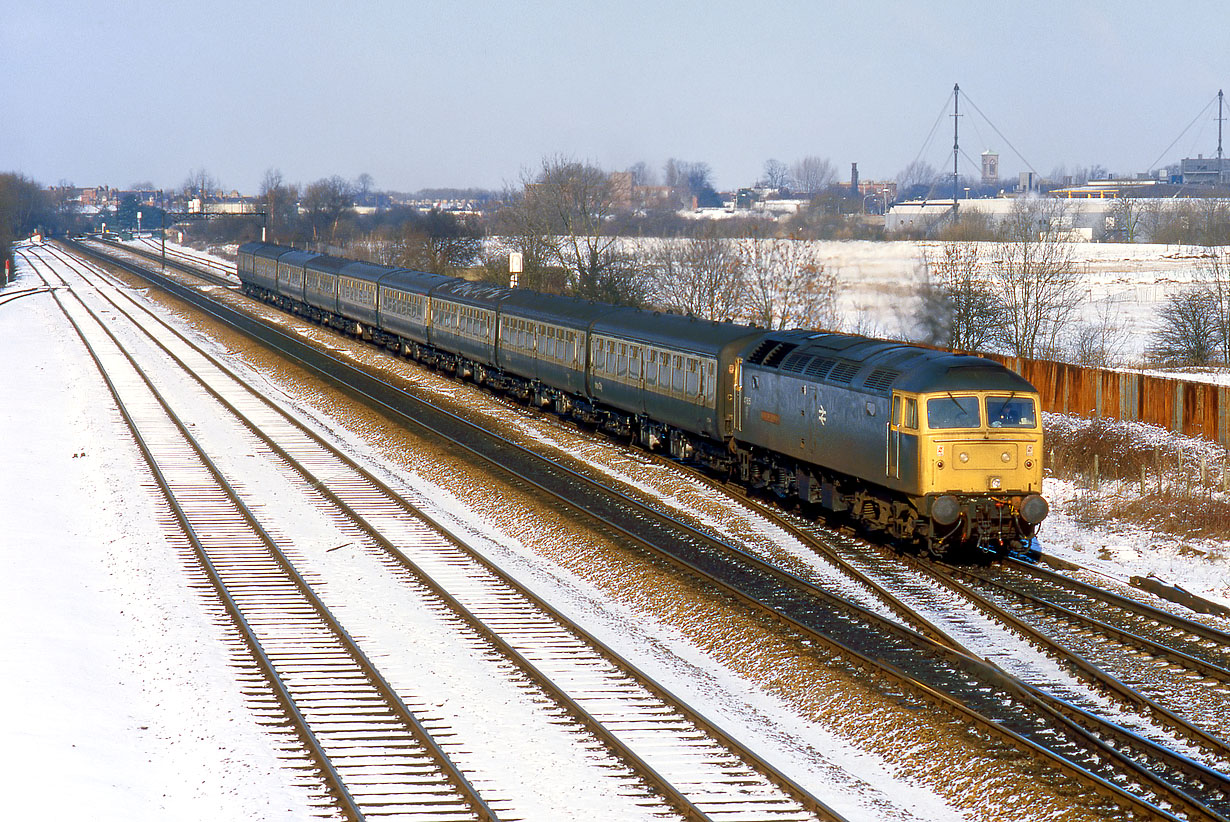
(685, 358), (699, 398)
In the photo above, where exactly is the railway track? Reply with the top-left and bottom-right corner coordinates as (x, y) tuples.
(939, 558), (1230, 750)
(23, 247), (495, 821)
(28, 243), (846, 822)
(92, 234), (238, 288)
(61, 237), (1230, 821)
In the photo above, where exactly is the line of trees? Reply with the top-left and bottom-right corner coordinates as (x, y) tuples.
(916, 198), (1092, 361)
(647, 226), (839, 329)
(0, 172), (91, 276)
(914, 195), (1230, 369)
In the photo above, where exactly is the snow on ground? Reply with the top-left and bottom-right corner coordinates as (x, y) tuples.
(1038, 412), (1230, 611)
(804, 239), (1224, 367)
(0, 254), (316, 821)
(0, 246), (969, 820)
(6, 236), (1230, 820)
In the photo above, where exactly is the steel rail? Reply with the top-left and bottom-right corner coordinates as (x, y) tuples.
(948, 563), (1230, 683)
(48, 243), (840, 822)
(20, 251), (367, 822)
(1007, 558), (1230, 646)
(23, 249), (497, 822)
(635, 459), (1230, 795)
(62, 237), (1215, 822)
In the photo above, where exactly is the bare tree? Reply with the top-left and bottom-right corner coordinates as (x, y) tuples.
(506, 156), (644, 304)
(738, 235), (838, 330)
(1198, 248), (1230, 362)
(1105, 196), (1147, 242)
(531, 156), (624, 299)
(991, 197), (1084, 359)
(1147, 290), (1218, 366)
(626, 161), (656, 187)
(916, 241), (1002, 350)
(650, 227), (744, 320)
(663, 158), (719, 208)
(259, 168), (298, 242)
(791, 156), (836, 195)
(1152, 198), (1230, 245)
(301, 175), (354, 243)
(490, 183), (561, 292)
(761, 158), (790, 190)
(394, 209), (480, 277)
(0, 172), (46, 269)
(1070, 299), (1127, 367)
(895, 160), (939, 198)
(182, 168), (219, 202)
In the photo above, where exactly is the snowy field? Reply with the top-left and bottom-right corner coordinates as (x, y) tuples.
(783, 239), (1223, 370)
(3, 238), (1228, 820)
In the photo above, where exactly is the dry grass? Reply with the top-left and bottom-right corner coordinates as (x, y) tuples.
(1045, 415), (1230, 539)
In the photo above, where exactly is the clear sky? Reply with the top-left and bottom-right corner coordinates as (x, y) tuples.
(4, 0), (1229, 194)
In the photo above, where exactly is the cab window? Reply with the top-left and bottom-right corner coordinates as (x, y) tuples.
(904, 398), (918, 429)
(986, 396), (1037, 428)
(926, 395), (980, 429)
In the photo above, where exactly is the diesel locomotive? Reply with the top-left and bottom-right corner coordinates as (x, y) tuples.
(237, 241), (1048, 558)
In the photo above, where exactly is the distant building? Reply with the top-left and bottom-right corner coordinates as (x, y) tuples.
(608, 171), (633, 209)
(1179, 154), (1230, 185)
(981, 151), (999, 185)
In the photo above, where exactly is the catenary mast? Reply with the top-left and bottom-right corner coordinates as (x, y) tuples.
(952, 83), (961, 218)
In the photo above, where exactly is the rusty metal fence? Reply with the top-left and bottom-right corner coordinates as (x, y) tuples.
(983, 354), (1230, 448)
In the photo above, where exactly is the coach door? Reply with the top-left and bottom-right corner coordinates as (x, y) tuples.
(731, 358), (744, 433)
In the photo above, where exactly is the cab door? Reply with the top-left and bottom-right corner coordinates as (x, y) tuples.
(887, 394), (903, 480)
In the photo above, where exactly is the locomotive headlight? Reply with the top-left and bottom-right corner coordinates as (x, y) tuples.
(990, 477), (1002, 489)
(959, 452), (970, 463)
(1025, 459), (1034, 470)
(1001, 451), (1011, 463)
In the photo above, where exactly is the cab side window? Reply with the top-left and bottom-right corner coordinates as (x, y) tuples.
(905, 398), (918, 429)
